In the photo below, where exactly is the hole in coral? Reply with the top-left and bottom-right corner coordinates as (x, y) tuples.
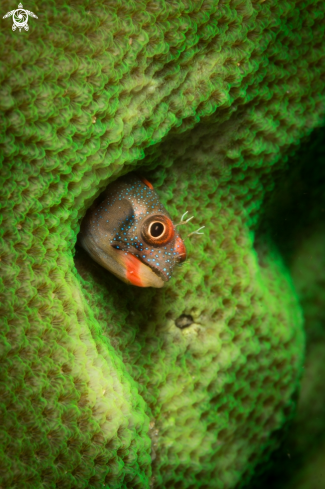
(175, 314), (194, 329)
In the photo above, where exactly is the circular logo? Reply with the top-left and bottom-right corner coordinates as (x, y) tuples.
(3, 3), (37, 33)
(12, 9), (28, 30)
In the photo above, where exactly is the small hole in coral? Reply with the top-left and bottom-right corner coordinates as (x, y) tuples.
(175, 314), (193, 329)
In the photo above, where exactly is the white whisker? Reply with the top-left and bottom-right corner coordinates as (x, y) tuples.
(176, 210), (194, 227)
(188, 226), (205, 238)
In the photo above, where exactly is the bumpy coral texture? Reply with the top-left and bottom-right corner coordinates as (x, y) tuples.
(0, 1), (324, 488)
(245, 126), (325, 489)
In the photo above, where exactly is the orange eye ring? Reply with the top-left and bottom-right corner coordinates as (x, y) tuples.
(141, 214), (175, 246)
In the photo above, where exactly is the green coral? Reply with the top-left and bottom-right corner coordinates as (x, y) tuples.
(245, 126), (325, 489)
(0, 0), (324, 488)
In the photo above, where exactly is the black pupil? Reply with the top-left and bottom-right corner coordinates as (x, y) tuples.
(151, 222), (164, 238)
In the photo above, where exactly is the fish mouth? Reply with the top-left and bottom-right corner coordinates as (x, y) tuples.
(109, 237), (189, 285)
(79, 233), (165, 288)
(111, 244), (168, 286)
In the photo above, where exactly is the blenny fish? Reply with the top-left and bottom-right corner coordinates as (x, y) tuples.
(78, 174), (187, 288)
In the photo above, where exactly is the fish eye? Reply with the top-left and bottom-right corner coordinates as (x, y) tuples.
(149, 221), (165, 238)
(141, 215), (175, 246)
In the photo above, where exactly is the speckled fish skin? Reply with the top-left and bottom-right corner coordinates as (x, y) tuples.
(78, 173), (186, 287)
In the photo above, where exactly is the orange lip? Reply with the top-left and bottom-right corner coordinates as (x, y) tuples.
(114, 250), (165, 288)
(123, 252), (145, 287)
